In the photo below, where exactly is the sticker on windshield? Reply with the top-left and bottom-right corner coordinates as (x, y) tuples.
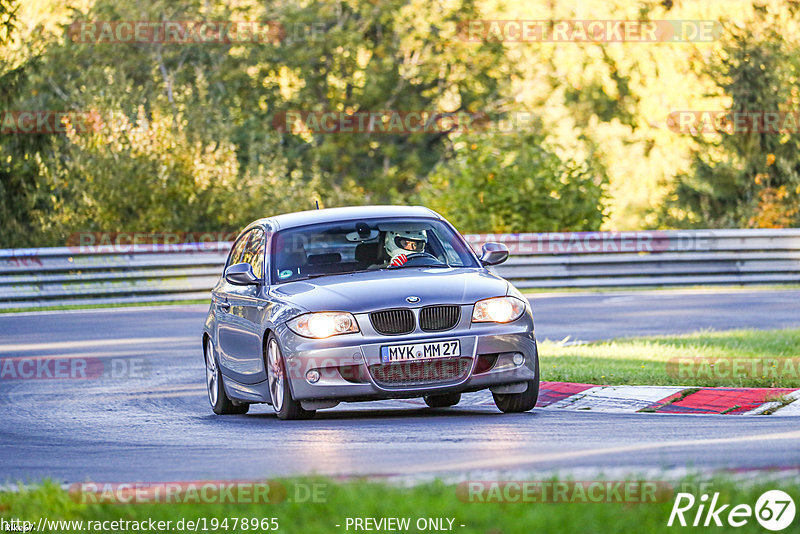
(279, 269), (293, 279)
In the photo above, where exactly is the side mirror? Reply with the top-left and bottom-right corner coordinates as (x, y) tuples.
(225, 262), (259, 285)
(479, 242), (509, 266)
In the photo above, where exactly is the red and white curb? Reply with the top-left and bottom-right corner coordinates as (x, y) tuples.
(745, 389), (800, 416)
(374, 382), (800, 415)
(543, 385), (686, 412)
(536, 382), (800, 415)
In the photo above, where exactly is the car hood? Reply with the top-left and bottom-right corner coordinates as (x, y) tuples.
(269, 268), (509, 314)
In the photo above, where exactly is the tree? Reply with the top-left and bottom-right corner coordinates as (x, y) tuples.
(661, 4), (800, 228)
(257, 0), (514, 204)
(0, 0), (516, 246)
(418, 131), (607, 233)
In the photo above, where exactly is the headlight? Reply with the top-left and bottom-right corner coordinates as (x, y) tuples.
(472, 296), (526, 323)
(287, 312), (360, 339)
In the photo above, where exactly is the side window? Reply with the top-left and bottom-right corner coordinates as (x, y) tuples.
(226, 231), (251, 269)
(241, 228), (266, 279)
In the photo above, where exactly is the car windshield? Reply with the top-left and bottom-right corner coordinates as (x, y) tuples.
(271, 217), (478, 283)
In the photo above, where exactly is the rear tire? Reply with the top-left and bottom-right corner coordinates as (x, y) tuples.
(266, 334), (316, 420)
(205, 337), (249, 415)
(424, 392), (461, 408)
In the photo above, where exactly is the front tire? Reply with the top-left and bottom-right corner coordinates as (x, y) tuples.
(266, 334), (315, 420)
(493, 347), (540, 413)
(492, 380), (539, 413)
(424, 392), (461, 408)
(205, 337), (249, 415)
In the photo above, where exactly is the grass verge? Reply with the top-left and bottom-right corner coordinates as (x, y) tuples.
(1, 476), (797, 533)
(539, 328), (800, 388)
(0, 299), (208, 314)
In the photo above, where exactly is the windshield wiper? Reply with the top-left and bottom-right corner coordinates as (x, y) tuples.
(393, 263), (451, 269)
(287, 269), (384, 282)
(284, 273), (332, 282)
(286, 264), (451, 281)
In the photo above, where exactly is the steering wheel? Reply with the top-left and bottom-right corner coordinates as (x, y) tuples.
(387, 252), (442, 268)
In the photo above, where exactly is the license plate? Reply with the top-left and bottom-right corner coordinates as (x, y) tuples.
(380, 340), (460, 363)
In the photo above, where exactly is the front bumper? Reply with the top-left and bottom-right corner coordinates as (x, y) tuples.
(275, 307), (537, 402)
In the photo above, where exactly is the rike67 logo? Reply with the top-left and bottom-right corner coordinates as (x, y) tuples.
(668, 490), (796, 531)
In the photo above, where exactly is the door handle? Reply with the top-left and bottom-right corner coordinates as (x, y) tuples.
(218, 301), (231, 312)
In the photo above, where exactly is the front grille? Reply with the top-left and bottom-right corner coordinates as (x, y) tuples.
(369, 357), (472, 388)
(370, 309), (414, 335)
(419, 305), (460, 332)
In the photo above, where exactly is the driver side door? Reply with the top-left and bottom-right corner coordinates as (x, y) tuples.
(215, 228), (267, 383)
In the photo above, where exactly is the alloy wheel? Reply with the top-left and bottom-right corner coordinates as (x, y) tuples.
(267, 338), (285, 412)
(205, 338), (219, 407)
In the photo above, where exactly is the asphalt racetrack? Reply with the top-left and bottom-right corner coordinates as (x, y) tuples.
(2, 289), (799, 483)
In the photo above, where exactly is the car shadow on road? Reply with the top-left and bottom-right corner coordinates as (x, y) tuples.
(238, 406), (537, 421)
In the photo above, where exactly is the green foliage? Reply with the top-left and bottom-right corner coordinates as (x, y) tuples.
(8, 0), (800, 245)
(0, 0), (16, 45)
(662, 6), (800, 228)
(419, 132), (606, 233)
(562, 49), (639, 128)
(39, 109), (241, 233)
(257, 0), (514, 204)
(0, 0), (528, 246)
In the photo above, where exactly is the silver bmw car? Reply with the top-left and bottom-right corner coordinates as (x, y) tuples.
(202, 205), (539, 419)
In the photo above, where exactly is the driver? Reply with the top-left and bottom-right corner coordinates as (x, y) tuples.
(384, 229), (427, 267)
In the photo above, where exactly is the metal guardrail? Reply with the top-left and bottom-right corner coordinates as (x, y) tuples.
(1, 229), (799, 309)
(465, 228), (800, 289)
(0, 243), (229, 309)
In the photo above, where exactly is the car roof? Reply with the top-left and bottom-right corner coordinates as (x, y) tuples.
(250, 205), (443, 232)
